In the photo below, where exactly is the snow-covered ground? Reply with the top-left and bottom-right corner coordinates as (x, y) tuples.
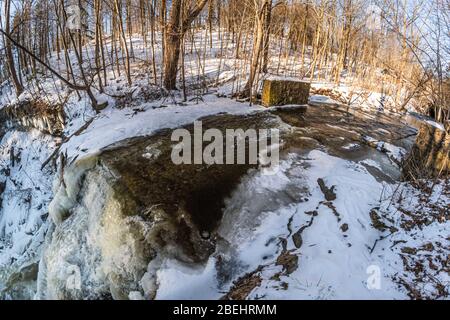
(62, 94), (264, 160)
(155, 150), (449, 300)
(0, 129), (57, 298)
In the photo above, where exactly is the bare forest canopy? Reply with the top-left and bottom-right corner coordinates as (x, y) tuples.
(0, 0), (449, 121)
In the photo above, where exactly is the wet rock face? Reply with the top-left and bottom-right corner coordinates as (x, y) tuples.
(103, 112), (286, 233)
(0, 100), (65, 136)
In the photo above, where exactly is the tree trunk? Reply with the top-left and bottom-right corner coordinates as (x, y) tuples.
(94, 0), (104, 92)
(3, 0), (24, 96)
(163, 0), (209, 90)
(114, 0), (132, 85)
(242, 0), (270, 98)
(262, 0), (273, 73)
(163, 0), (183, 90)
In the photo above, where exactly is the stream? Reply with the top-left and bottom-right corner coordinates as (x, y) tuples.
(1, 101), (427, 299)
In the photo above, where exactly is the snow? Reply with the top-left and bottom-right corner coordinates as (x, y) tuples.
(342, 142), (361, 150)
(153, 150), (448, 300)
(2, 89), (447, 300)
(309, 95), (340, 105)
(425, 120), (446, 131)
(360, 159), (383, 171)
(61, 95), (263, 161)
(156, 259), (221, 300)
(373, 180), (450, 299)
(243, 150), (400, 299)
(362, 135), (407, 164)
(265, 75), (309, 83)
(0, 129), (57, 298)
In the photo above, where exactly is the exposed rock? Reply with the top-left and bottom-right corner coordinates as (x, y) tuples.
(221, 266), (263, 300)
(29, 102), (421, 300)
(340, 223), (349, 232)
(1, 262), (39, 300)
(270, 103), (417, 183)
(269, 105), (308, 127)
(262, 79), (311, 107)
(323, 201), (341, 222)
(275, 251), (299, 275)
(317, 178), (337, 201)
(401, 247), (418, 255)
(292, 214), (316, 249)
(292, 232), (303, 249)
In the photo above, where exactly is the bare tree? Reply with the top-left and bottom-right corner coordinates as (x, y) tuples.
(163, 0), (209, 90)
(2, 0), (24, 96)
(242, 0), (273, 98)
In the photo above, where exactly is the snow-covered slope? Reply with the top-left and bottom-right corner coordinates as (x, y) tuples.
(0, 129), (57, 299)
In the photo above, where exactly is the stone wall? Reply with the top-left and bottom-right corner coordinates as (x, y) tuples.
(262, 79), (311, 107)
(0, 99), (65, 136)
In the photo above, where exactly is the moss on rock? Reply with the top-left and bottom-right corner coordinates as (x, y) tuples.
(262, 79), (311, 107)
